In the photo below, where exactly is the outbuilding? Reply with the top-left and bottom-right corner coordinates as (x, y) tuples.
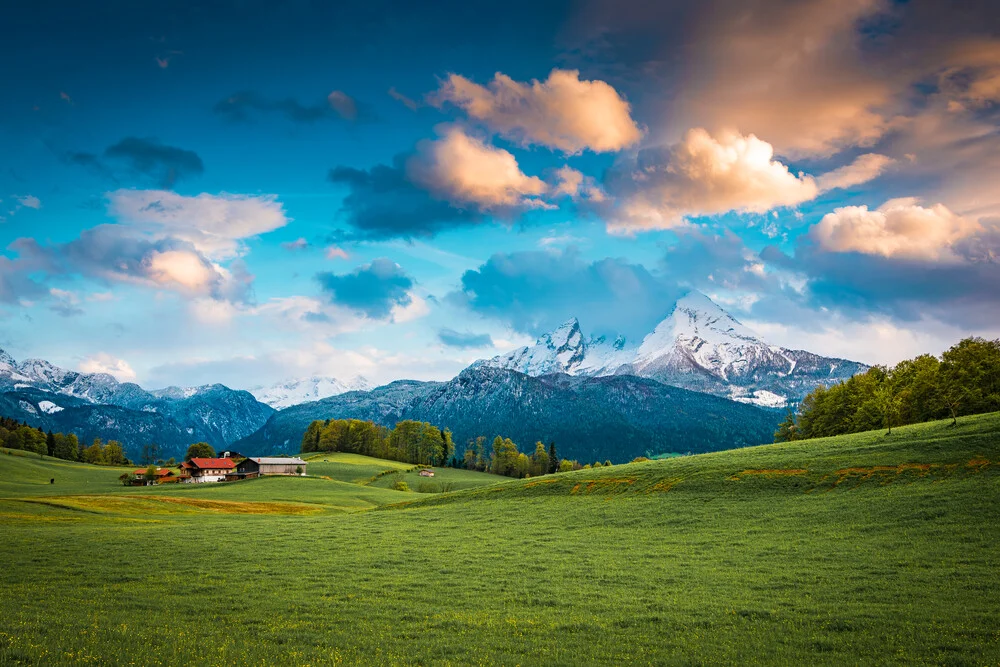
(236, 457), (307, 477)
(419, 469), (435, 477)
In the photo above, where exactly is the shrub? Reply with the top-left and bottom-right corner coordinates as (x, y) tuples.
(392, 479), (410, 492)
(417, 481), (441, 493)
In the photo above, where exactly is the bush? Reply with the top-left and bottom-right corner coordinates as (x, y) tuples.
(417, 481), (441, 493)
(392, 479), (410, 492)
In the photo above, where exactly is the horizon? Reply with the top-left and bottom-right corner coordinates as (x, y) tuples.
(2, 0), (999, 390)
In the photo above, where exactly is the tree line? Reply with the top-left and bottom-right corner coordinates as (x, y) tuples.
(460, 435), (611, 478)
(775, 337), (1000, 442)
(301, 417), (622, 480)
(0, 417), (130, 464)
(301, 419), (455, 466)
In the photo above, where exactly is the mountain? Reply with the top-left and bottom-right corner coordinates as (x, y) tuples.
(249, 375), (372, 409)
(235, 366), (781, 463)
(474, 291), (868, 408)
(0, 349), (274, 458)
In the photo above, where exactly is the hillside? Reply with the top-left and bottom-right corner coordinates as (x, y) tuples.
(236, 367), (782, 461)
(1, 413), (998, 664)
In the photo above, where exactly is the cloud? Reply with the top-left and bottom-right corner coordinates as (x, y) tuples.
(48, 288), (83, 317)
(388, 87), (420, 111)
(12, 226), (255, 305)
(604, 128), (820, 232)
(325, 246), (349, 260)
(326, 91), (358, 121)
(281, 238), (309, 251)
(815, 153), (895, 192)
(406, 125), (548, 210)
(213, 90), (375, 123)
(454, 247), (683, 338)
(16, 195), (41, 210)
(316, 258), (415, 319)
(328, 155), (481, 240)
(551, 166), (606, 201)
(438, 328), (494, 349)
(103, 137), (204, 188)
(432, 69), (642, 154)
(79, 353), (136, 382)
(106, 189), (288, 260)
(809, 199), (983, 261)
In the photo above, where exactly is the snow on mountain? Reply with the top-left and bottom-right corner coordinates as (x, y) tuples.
(250, 375), (373, 409)
(474, 291), (868, 407)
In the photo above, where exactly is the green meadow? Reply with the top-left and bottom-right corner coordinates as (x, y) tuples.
(2, 414), (999, 665)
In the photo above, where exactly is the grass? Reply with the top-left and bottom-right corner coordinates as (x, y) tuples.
(1, 413), (999, 664)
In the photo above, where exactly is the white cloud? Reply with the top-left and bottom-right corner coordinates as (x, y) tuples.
(327, 91), (358, 121)
(16, 195), (41, 210)
(809, 198), (982, 261)
(432, 69), (642, 154)
(107, 190), (289, 260)
(79, 353), (137, 382)
(390, 292), (430, 323)
(608, 128), (819, 232)
(407, 126), (549, 210)
(551, 166), (605, 201)
(816, 153), (895, 192)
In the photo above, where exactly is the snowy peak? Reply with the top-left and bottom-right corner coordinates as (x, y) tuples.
(472, 291), (868, 407)
(250, 375), (373, 409)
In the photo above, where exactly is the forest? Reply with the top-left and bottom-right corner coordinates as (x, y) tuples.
(301, 418), (455, 466)
(0, 416), (130, 465)
(775, 337), (1000, 441)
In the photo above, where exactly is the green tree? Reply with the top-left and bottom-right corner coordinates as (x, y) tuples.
(531, 441), (550, 477)
(548, 442), (558, 474)
(144, 465), (158, 482)
(80, 440), (105, 465)
(185, 442), (215, 461)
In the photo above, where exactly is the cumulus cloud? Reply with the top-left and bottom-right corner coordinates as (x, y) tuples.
(107, 189), (288, 260)
(317, 258), (416, 319)
(281, 238), (309, 251)
(551, 166), (606, 201)
(325, 246), (349, 260)
(454, 247), (683, 338)
(432, 69), (642, 154)
(103, 137), (204, 188)
(809, 199), (983, 261)
(328, 156), (481, 240)
(79, 353), (136, 381)
(406, 126), (549, 210)
(605, 128), (820, 232)
(438, 328), (495, 349)
(816, 153), (895, 192)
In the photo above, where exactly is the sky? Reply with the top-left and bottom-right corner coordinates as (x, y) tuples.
(1, 0), (999, 390)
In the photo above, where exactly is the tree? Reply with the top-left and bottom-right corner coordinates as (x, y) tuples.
(548, 442), (558, 474)
(46, 430), (56, 456)
(185, 442), (215, 461)
(604, 460), (612, 467)
(773, 411), (798, 442)
(531, 442), (549, 477)
(144, 465), (158, 482)
(80, 440), (105, 465)
(558, 459), (575, 472)
(874, 385), (901, 435)
(103, 441), (129, 465)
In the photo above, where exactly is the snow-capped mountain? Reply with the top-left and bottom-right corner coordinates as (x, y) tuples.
(474, 291), (868, 408)
(0, 348), (274, 456)
(249, 375), (373, 409)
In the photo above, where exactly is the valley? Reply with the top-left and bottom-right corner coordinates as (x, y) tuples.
(1, 413), (998, 664)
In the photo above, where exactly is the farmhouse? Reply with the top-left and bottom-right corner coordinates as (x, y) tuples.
(419, 469), (435, 477)
(179, 457), (235, 483)
(236, 457), (308, 478)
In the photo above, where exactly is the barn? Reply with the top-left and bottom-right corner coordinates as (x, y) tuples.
(236, 457), (308, 477)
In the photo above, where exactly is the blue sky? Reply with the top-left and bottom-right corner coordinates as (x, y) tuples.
(2, 0), (999, 389)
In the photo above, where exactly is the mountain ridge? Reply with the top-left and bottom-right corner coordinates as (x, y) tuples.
(474, 291), (868, 408)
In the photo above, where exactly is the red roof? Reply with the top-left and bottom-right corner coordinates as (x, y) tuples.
(133, 468), (173, 476)
(184, 457), (235, 470)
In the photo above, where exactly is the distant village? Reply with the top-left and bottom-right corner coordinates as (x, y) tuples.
(125, 451), (308, 486)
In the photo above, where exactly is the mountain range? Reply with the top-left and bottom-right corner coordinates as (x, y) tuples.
(235, 367), (782, 463)
(0, 292), (867, 462)
(473, 291), (868, 408)
(0, 350), (274, 459)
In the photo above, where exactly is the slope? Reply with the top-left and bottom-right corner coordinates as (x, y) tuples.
(236, 367), (782, 462)
(1, 414), (997, 664)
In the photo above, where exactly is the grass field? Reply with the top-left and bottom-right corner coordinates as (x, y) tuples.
(2, 414), (999, 665)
